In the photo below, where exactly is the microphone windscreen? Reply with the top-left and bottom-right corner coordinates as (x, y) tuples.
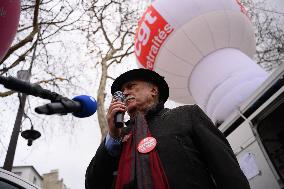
(72, 95), (97, 118)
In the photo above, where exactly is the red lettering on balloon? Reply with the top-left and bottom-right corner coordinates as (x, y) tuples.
(134, 5), (174, 70)
(235, 0), (249, 17)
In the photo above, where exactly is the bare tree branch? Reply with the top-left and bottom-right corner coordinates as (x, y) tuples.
(241, 0), (284, 71)
(78, 0), (144, 138)
(0, 0), (40, 64)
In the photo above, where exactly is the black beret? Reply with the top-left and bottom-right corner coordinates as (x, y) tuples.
(111, 69), (169, 102)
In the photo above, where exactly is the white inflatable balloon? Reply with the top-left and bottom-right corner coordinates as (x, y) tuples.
(134, 0), (268, 123)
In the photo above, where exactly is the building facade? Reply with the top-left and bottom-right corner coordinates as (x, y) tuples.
(42, 169), (68, 189)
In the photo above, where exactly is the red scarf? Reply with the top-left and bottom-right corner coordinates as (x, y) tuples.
(115, 114), (170, 189)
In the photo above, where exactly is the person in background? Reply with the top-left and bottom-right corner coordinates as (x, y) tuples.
(85, 68), (250, 189)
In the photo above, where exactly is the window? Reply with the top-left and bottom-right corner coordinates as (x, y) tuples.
(0, 180), (22, 189)
(33, 177), (37, 184)
(257, 101), (284, 182)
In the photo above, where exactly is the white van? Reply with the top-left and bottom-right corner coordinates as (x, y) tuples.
(0, 168), (40, 189)
(219, 64), (284, 189)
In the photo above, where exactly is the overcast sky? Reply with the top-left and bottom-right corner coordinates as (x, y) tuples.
(0, 1), (283, 189)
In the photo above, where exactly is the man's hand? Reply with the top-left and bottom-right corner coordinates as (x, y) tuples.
(107, 99), (126, 138)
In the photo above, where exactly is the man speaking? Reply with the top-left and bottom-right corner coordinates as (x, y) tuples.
(85, 69), (250, 189)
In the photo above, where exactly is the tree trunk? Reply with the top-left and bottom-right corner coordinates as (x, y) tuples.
(97, 60), (109, 140)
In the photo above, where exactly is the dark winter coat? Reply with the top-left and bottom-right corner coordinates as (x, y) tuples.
(85, 104), (250, 189)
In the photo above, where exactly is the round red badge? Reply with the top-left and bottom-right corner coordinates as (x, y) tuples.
(137, 137), (157, 153)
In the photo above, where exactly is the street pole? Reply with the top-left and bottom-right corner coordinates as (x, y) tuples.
(3, 94), (27, 171)
(3, 70), (31, 171)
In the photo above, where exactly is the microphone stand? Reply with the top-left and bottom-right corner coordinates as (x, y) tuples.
(0, 75), (80, 116)
(0, 75), (63, 102)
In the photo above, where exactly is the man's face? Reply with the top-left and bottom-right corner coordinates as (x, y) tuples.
(121, 80), (158, 116)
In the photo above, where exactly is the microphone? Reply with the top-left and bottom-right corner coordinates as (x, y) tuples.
(0, 75), (60, 101)
(35, 95), (97, 118)
(113, 91), (125, 128)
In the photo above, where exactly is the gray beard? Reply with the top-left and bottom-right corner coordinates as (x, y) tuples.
(128, 101), (158, 118)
